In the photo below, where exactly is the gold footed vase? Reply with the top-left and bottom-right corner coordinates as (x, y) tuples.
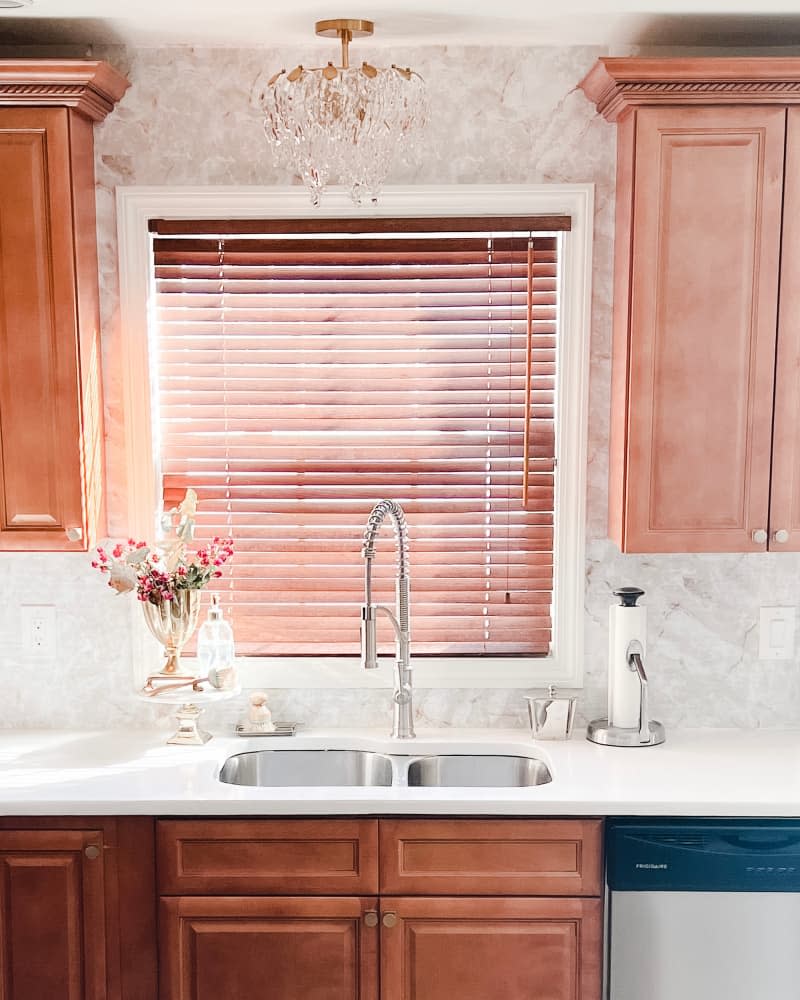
(140, 590), (212, 745)
(141, 589), (202, 682)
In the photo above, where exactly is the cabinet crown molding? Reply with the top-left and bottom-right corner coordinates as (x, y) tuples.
(580, 57), (800, 121)
(0, 60), (129, 121)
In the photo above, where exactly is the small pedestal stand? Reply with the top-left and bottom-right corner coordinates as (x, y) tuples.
(138, 686), (241, 746)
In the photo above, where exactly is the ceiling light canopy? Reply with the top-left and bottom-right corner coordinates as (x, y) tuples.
(260, 17), (427, 206)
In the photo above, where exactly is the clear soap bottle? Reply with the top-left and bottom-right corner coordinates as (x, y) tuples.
(196, 594), (236, 687)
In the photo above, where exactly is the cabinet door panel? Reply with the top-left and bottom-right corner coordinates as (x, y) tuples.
(160, 896), (378, 1000)
(770, 106), (800, 550)
(0, 108), (85, 548)
(157, 818), (379, 895)
(0, 830), (106, 1000)
(379, 819), (602, 896)
(622, 106), (784, 551)
(380, 897), (602, 1000)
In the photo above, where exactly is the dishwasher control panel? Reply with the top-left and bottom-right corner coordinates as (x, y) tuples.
(607, 818), (800, 892)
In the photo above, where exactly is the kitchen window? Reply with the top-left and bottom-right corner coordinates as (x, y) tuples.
(117, 185), (592, 687)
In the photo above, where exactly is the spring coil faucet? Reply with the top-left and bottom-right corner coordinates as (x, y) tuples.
(360, 499), (414, 739)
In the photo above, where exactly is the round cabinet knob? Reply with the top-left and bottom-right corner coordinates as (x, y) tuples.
(382, 912), (398, 928)
(84, 845), (101, 860)
(752, 529), (768, 544)
(364, 911), (379, 928)
(773, 529), (790, 544)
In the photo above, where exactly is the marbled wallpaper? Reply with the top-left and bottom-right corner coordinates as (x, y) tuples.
(2, 43), (799, 733)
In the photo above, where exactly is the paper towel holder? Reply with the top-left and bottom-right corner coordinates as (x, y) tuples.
(587, 637), (666, 748)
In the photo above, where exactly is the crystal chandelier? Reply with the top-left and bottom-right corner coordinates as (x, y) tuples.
(261, 18), (427, 206)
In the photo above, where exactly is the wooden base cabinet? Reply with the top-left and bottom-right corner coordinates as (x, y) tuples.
(0, 829), (106, 1000)
(0, 818), (157, 1000)
(580, 58), (800, 553)
(160, 897), (379, 1000)
(157, 818), (603, 1000)
(380, 897), (602, 1000)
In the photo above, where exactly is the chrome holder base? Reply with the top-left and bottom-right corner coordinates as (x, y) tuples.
(586, 717), (665, 747)
(235, 722), (298, 737)
(166, 703), (212, 746)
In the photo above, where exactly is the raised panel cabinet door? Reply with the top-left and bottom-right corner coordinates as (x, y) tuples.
(0, 108), (90, 550)
(769, 107), (800, 551)
(380, 897), (602, 1000)
(0, 829), (107, 1000)
(159, 896), (379, 1000)
(619, 106), (785, 552)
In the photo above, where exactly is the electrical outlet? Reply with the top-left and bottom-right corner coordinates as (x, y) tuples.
(21, 605), (57, 659)
(759, 606), (796, 661)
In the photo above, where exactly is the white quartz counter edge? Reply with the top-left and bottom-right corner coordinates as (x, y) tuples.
(0, 727), (798, 817)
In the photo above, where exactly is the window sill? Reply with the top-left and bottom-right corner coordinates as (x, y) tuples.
(180, 654), (578, 689)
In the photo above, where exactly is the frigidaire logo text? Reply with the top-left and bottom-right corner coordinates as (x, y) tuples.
(635, 863), (669, 869)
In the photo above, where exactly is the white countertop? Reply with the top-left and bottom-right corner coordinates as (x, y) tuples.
(0, 727), (799, 817)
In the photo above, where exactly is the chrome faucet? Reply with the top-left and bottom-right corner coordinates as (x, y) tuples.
(360, 499), (415, 739)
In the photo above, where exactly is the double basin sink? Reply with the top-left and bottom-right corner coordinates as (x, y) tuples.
(219, 748), (552, 789)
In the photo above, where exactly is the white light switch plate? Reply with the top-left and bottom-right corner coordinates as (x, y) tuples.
(759, 606), (796, 661)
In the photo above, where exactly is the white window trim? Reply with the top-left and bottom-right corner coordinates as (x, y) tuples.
(116, 183), (593, 689)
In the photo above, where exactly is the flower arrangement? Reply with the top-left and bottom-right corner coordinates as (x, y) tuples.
(91, 489), (234, 605)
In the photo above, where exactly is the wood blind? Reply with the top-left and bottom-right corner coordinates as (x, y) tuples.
(150, 217), (563, 656)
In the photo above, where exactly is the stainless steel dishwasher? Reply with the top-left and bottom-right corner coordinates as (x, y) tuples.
(606, 818), (800, 1000)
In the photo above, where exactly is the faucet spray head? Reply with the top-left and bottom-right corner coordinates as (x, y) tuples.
(360, 604), (379, 669)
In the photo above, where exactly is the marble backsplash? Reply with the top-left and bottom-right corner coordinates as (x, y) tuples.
(1, 42), (799, 732)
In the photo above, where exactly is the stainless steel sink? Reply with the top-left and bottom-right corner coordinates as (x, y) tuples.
(407, 754), (552, 788)
(219, 749), (394, 787)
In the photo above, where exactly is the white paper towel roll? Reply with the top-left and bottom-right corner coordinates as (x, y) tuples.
(608, 601), (646, 730)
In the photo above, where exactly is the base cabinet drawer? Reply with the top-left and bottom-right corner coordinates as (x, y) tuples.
(379, 897), (602, 1000)
(379, 819), (603, 896)
(159, 896), (379, 1000)
(157, 819), (379, 895)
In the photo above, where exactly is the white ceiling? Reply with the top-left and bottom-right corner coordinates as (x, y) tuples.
(2, 0), (800, 49)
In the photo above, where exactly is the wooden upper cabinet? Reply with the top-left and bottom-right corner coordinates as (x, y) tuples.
(0, 62), (128, 550)
(770, 108), (800, 550)
(581, 58), (800, 552)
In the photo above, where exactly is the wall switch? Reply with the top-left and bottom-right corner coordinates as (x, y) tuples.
(21, 605), (57, 659)
(759, 606), (796, 660)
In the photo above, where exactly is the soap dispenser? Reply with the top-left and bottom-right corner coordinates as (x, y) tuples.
(196, 594), (236, 684)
